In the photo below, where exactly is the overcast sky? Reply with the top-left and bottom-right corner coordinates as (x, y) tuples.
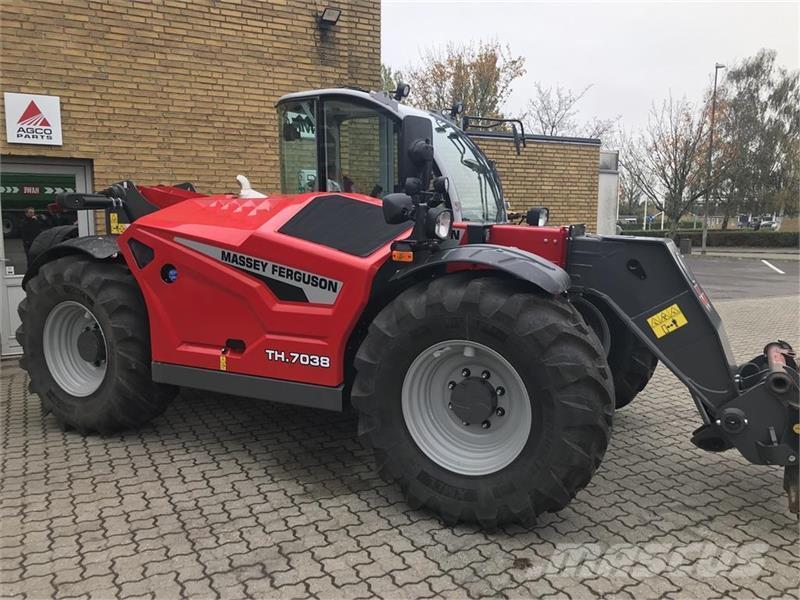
(381, 1), (799, 131)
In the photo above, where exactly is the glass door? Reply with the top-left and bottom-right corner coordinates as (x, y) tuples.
(0, 159), (92, 356)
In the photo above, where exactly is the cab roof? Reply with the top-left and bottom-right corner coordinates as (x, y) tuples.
(276, 88), (431, 120)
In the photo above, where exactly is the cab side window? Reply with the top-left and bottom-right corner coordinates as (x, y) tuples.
(279, 100), (318, 193)
(323, 100), (399, 198)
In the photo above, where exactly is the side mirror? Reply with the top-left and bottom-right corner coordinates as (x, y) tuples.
(383, 193), (414, 224)
(399, 115), (434, 191)
(526, 207), (550, 227)
(409, 139), (434, 166)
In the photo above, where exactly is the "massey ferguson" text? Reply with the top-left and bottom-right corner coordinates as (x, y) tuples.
(220, 250), (339, 292)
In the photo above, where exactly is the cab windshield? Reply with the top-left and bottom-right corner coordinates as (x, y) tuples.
(430, 115), (504, 222)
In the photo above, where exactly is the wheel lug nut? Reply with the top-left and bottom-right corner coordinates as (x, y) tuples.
(481, 420), (491, 429)
(481, 370), (491, 380)
(448, 381), (456, 390)
(461, 368), (471, 378)
(496, 407), (505, 417)
(496, 386), (505, 396)
(448, 402), (453, 410)
(462, 421), (469, 426)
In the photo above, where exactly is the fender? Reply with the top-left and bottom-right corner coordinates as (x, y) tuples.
(22, 236), (121, 288)
(390, 243), (571, 295)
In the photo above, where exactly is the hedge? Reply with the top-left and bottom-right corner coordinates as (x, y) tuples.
(620, 229), (799, 248)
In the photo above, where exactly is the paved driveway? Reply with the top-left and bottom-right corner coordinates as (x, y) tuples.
(2, 295), (798, 599)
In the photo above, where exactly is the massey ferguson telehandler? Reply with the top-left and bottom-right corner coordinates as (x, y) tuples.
(17, 86), (799, 526)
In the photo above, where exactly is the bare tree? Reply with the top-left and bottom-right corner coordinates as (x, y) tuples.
(581, 116), (621, 142)
(524, 83), (590, 136)
(620, 95), (709, 234)
(401, 41), (526, 118)
(618, 167), (644, 217)
(523, 83), (620, 144)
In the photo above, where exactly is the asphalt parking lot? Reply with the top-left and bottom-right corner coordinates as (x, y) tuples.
(684, 255), (799, 301)
(2, 257), (799, 599)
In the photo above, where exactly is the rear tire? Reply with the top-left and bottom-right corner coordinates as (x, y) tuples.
(16, 255), (176, 434)
(605, 312), (658, 409)
(27, 224), (78, 265)
(352, 274), (613, 527)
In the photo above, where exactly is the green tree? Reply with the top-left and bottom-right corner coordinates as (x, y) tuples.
(715, 49), (800, 226)
(400, 40), (526, 118)
(380, 63), (402, 93)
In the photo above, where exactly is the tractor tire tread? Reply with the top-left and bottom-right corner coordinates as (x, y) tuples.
(16, 254), (176, 434)
(352, 273), (613, 527)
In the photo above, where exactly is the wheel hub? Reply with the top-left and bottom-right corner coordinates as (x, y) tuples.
(77, 327), (106, 364)
(450, 377), (497, 424)
(402, 339), (532, 476)
(43, 300), (108, 397)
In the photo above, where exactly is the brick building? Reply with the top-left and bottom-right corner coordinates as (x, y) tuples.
(0, 0), (603, 356)
(0, 0), (380, 193)
(474, 134), (601, 227)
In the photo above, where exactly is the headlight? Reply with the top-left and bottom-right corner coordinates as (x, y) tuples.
(426, 206), (453, 240)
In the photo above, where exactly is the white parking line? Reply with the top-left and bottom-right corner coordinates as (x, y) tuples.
(761, 259), (786, 275)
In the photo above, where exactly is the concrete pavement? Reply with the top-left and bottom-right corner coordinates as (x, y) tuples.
(2, 294), (798, 599)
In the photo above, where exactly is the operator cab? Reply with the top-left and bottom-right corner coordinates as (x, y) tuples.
(276, 88), (507, 224)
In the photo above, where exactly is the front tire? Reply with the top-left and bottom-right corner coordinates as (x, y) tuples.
(16, 255), (176, 434)
(352, 274), (614, 527)
(603, 308), (658, 409)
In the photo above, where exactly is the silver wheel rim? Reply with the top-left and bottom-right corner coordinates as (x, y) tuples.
(402, 339), (532, 476)
(43, 300), (108, 397)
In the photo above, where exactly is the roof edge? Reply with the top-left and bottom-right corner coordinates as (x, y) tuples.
(467, 131), (602, 147)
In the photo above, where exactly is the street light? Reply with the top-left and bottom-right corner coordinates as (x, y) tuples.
(702, 62), (726, 255)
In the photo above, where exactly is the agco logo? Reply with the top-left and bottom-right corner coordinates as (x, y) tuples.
(15, 100), (54, 141)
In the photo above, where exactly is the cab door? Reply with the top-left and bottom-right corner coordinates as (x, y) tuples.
(278, 96), (400, 198)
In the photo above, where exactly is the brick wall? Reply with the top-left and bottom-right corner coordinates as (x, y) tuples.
(0, 0), (381, 196)
(475, 136), (600, 230)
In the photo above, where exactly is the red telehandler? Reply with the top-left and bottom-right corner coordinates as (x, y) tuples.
(17, 87), (798, 526)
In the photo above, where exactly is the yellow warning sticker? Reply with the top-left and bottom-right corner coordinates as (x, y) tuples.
(646, 303), (688, 339)
(109, 212), (129, 235)
(219, 355), (227, 371)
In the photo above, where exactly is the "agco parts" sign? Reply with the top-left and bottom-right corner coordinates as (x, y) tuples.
(4, 93), (62, 146)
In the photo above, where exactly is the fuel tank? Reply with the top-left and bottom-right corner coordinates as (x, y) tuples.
(118, 191), (410, 387)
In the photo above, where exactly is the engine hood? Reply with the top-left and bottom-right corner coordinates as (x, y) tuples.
(125, 191), (411, 257)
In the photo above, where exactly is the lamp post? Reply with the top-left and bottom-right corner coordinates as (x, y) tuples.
(702, 63), (725, 254)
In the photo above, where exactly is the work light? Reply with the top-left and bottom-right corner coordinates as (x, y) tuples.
(427, 206), (453, 240)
